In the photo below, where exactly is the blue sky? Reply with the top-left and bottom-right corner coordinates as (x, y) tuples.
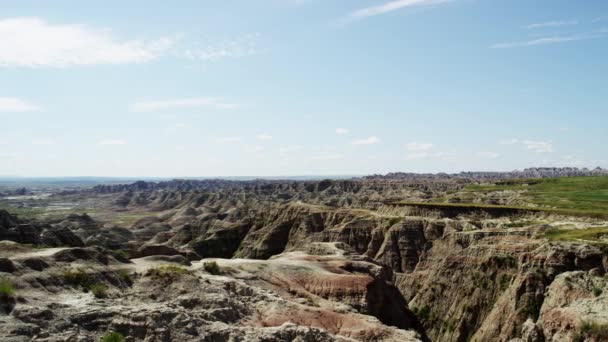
(0, 0), (606, 177)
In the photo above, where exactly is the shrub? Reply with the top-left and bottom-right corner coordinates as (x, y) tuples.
(499, 274), (512, 291)
(203, 261), (221, 275)
(61, 268), (91, 287)
(417, 305), (431, 320)
(88, 283), (108, 298)
(580, 321), (608, 340)
(100, 331), (125, 342)
(0, 278), (15, 298)
(117, 269), (132, 284)
(146, 265), (191, 281)
(592, 286), (603, 297)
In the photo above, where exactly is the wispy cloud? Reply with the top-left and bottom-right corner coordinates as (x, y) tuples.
(256, 133), (273, 141)
(405, 151), (451, 160)
(526, 20), (578, 29)
(335, 128), (349, 135)
(491, 32), (606, 48)
(523, 140), (553, 153)
(98, 139), (127, 146)
(500, 138), (553, 153)
(477, 151), (500, 159)
(0, 97), (40, 112)
(182, 33), (260, 62)
(130, 97), (239, 112)
(217, 136), (242, 143)
(279, 145), (303, 153)
(350, 0), (452, 19)
(499, 138), (520, 145)
(405, 142), (433, 151)
(352, 136), (380, 145)
(311, 153), (344, 160)
(0, 17), (259, 68)
(0, 17), (173, 67)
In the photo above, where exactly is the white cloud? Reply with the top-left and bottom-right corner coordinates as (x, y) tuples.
(279, 145), (303, 153)
(0, 17), (258, 68)
(522, 140), (553, 153)
(335, 128), (349, 135)
(0, 17), (173, 67)
(477, 151), (500, 159)
(526, 20), (578, 29)
(32, 139), (55, 146)
(130, 97), (239, 112)
(217, 136), (242, 143)
(98, 139), (127, 146)
(350, 0), (452, 18)
(256, 133), (273, 141)
(182, 33), (259, 62)
(499, 138), (519, 145)
(405, 152), (451, 160)
(491, 32), (606, 48)
(311, 153), (344, 160)
(406, 142), (433, 151)
(352, 136), (380, 145)
(0, 97), (40, 112)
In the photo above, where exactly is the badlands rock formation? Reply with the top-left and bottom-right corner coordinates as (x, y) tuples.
(1, 176), (607, 341)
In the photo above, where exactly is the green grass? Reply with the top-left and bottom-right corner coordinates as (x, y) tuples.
(545, 227), (608, 244)
(577, 321), (608, 341)
(88, 283), (108, 298)
(99, 331), (125, 342)
(60, 268), (92, 287)
(396, 176), (608, 219)
(146, 265), (191, 281)
(0, 278), (15, 298)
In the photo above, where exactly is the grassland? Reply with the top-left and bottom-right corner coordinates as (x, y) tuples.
(544, 226), (608, 244)
(395, 176), (608, 219)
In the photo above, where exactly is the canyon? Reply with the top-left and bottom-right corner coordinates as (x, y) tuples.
(0, 171), (607, 341)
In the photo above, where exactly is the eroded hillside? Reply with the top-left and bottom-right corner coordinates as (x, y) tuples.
(1, 175), (607, 341)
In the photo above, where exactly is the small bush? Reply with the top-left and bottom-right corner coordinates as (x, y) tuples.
(203, 261), (221, 275)
(580, 321), (608, 340)
(61, 268), (91, 287)
(592, 286), (603, 297)
(0, 278), (15, 298)
(416, 305), (431, 320)
(88, 283), (108, 298)
(146, 265), (191, 281)
(499, 274), (512, 291)
(117, 269), (132, 284)
(100, 331), (125, 342)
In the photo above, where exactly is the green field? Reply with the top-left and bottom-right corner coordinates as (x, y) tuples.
(544, 226), (608, 244)
(396, 176), (608, 219)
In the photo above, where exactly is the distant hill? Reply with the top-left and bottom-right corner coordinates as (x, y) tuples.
(363, 167), (608, 180)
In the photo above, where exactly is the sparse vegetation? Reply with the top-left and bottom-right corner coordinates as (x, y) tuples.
(577, 321), (608, 341)
(0, 278), (15, 298)
(400, 176), (608, 219)
(203, 261), (221, 275)
(545, 227), (608, 245)
(88, 283), (108, 298)
(116, 269), (132, 284)
(146, 265), (191, 281)
(499, 274), (512, 291)
(99, 331), (125, 342)
(411, 305), (431, 321)
(60, 268), (92, 287)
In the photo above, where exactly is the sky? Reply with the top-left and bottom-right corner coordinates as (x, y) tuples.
(0, 0), (607, 177)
